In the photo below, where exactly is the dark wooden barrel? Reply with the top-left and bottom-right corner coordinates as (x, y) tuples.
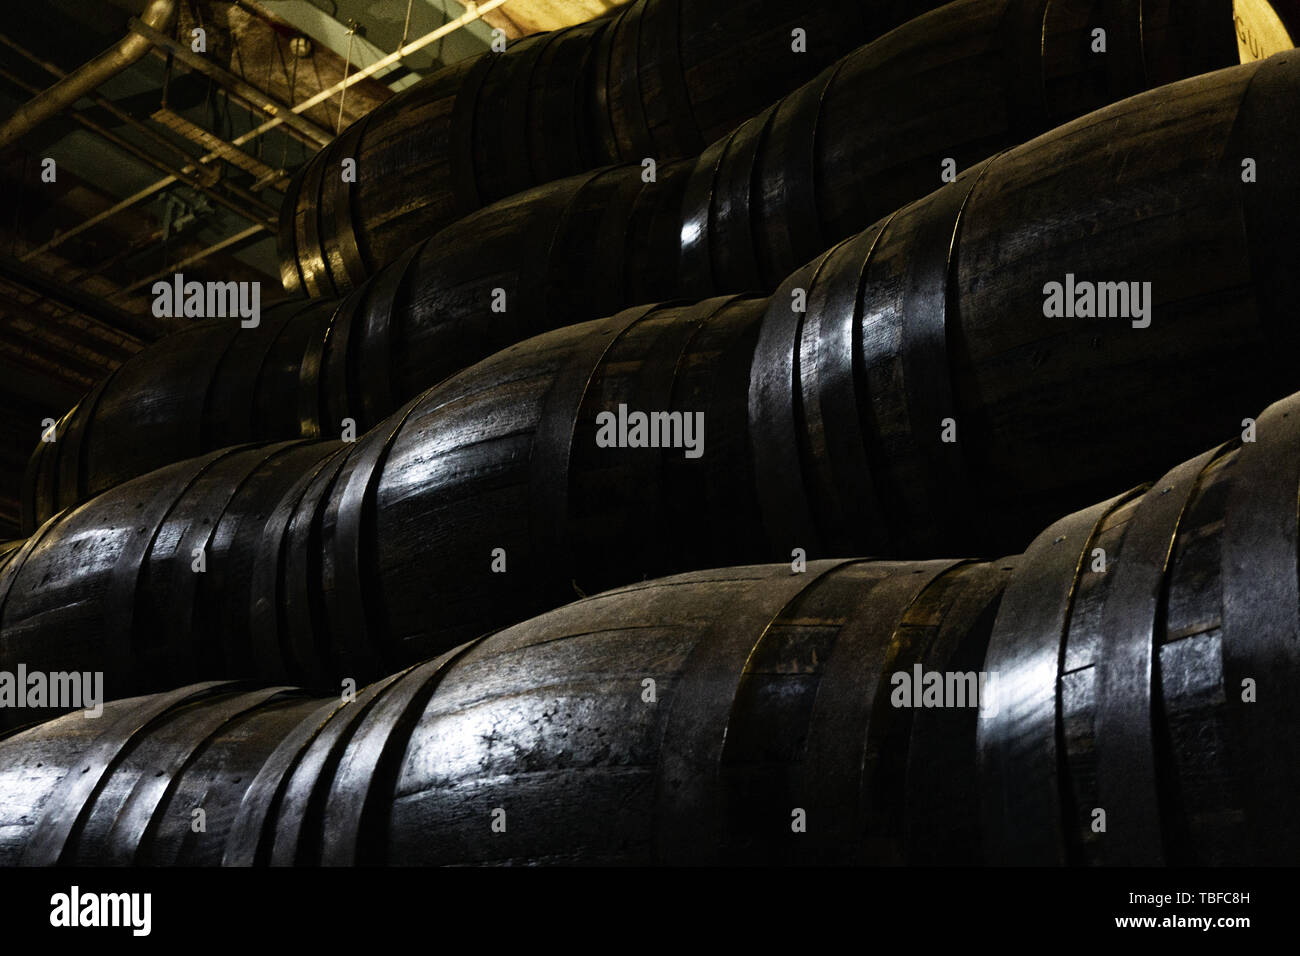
(979, 389), (1300, 867)
(25, 2), (1248, 529)
(0, 441), (346, 727)
(281, 0), (950, 294)
(0, 681), (327, 866)
(3, 389), (1297, 867)
(684, 0), (1240, 293)
(2, 298), (774, 707)
(748, 48), (1300, 557)
(19, 298), (338, 535)
(0, 558), (1018, 865)
(5, 53), (1299, 694)
(285, 0), (1239, 296)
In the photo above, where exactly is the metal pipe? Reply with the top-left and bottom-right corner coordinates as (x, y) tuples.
(16, 0), (512, 260)
(0, 0), (177, 150)
(128, 16), (335, 148)
(0, 66), (277, 228)
(0, 30), (197, 170)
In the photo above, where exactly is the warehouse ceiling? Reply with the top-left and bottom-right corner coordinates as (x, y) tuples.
(0, 0), (626, 536)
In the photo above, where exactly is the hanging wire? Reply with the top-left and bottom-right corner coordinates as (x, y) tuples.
(397, 0), (413, 52)
(336, 21), (357, 135)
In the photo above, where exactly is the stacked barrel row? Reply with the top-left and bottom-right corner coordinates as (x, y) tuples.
(22, 1), (1248, 532)
(281, 0), (949, 294)
(3, 387), (1298, 864)
(3, 52), (1298, 721)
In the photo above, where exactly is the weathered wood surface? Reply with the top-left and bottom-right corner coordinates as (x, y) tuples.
(3, 389), (1296, 864)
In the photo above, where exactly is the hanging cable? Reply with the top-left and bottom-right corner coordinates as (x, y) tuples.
(336, 20), (357, 135)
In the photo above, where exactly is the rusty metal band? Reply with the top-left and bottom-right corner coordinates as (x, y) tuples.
(106, 686), (297, 863)
(19, 681), (239, 866)
(1093, 446), (1222, 864)
(319, 636), (489, 865)
(708, 107), (776, 293)
(892, 155), (1000, 548)
(267, 668), (410, 865)
(676, 130), (733, 298)
(978, 487), (1143, 864)
(356, 242), (425, 429)
(653, 559), (861, 863)
(292, 150), (337, 298)
(754, 62), (841, 287)
(797, 220), (896, 551)
(798, 559), (965, 860)
(527, 305), (664, 588)
(321, 110), (378, 290)
(747, 247), (838, 559)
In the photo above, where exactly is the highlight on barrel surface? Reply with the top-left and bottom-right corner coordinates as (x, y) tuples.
(23, 46), (1297, 534)
(2, 388), (1298, 865)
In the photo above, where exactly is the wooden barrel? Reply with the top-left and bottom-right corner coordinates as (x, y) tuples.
(979, 389), (1300, 866)
(3, 389), (1297, 866)
(683, 0), (1240, 293)
(6, 53), (1299, 692)
(0, 681), (327, 866)
(286, 0), (1239, 295)
(19, 298), (338, 535)
(27, 1), (1247, 529)
(747, 48), (1300, 557)
(2, 298), (773, 706)
(281, 0), (950, 294)
(0, 441), (346, 727)
(0, 558), (1018, 865)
